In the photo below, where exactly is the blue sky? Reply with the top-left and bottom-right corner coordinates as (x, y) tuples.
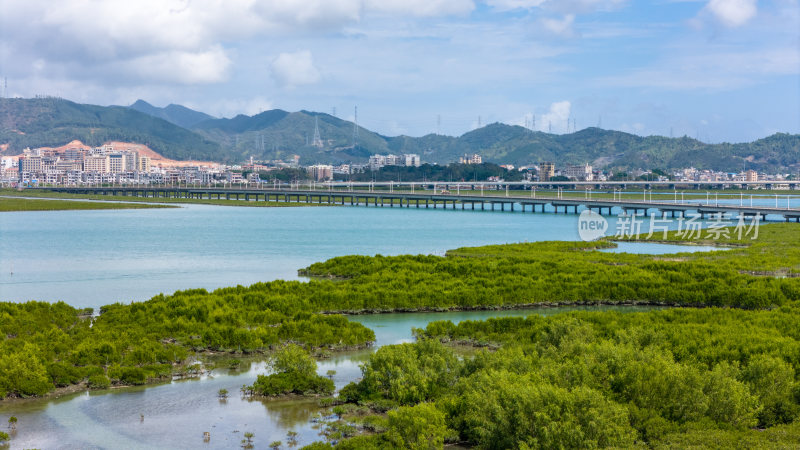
(0, 0), (797, 142)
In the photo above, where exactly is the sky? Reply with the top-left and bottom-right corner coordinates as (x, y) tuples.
(0, 0), (798, 142)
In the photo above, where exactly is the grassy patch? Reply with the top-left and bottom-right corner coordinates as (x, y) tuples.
(0, 196), (175, 212)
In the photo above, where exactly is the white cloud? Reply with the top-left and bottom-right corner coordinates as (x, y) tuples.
(541, 14), (576, 36)
(486, 0), (627, 13)
(122, 47), (231, 84)
(512, 101), (572, 133)
(366, 0), (475, 16)
(485, 0), (546, 11)
(270, 51), (322, 88)
(538, 101), (572, 133)
(1, 0), (474, 88)
(704, 0), (757, 27)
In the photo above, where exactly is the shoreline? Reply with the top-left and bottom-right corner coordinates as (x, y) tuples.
(334, 300), (719, 316)
(0, 192), (330, 209)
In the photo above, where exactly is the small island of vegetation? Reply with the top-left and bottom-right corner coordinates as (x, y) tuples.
(244, 344), (334, 397)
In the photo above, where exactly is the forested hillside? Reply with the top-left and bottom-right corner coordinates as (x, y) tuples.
(2, 97), (798, 172)
(0, 98), (222, 161)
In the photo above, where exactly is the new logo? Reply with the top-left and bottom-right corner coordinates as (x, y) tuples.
(578, 210), (608, 241)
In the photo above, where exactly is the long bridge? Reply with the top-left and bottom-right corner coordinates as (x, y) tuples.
(32, 184), (800, 222)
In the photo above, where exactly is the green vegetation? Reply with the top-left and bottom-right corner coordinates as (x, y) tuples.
(301, 224), (800, 310)
(340, 163), (525, 182)
(0, 98), (221, 161)
(0, 196), (175, 212)
(3, 222), (800, 449)
(0, 189), (323, 208)
(0, 295), (372, 398)
(0, 430), (8, 445)
(332, 305), (800, 449)
(2, 223), (800, 400)
(242, 431), (255, 449)
(246, 344), (334, 397)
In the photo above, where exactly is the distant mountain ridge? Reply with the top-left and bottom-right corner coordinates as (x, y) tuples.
(0, 97), (222, 160)
(1, 97), (798, 173)
(128, 99), (215, 129)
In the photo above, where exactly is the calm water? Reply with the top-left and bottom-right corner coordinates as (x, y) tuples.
(0, 305), (659, 450)
(0, 203), (726, 449)
(0, 203), (722, 309)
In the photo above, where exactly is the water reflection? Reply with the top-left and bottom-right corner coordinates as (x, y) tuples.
(0, 306), (659, 449)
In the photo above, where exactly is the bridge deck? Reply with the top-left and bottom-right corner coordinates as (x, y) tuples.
(31, 187), (800, 222)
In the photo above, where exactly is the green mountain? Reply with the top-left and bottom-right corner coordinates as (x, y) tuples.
(191, 112), (798, 172)
(0, 97), (221, 160)
(191, 110), (390, 164)
(2, 97), (798, 173)
(128, 99), (215, 129)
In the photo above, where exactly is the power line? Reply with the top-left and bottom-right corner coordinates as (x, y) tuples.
(353, 106), (359, 147)
(312, 116), (323, 148)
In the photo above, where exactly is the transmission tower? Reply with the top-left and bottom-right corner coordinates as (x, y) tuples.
(312, 116), (323, 148)
(437, 115), (441, 135)
(353, 106), (359, 148)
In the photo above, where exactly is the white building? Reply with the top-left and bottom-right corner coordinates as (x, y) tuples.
(368, 155), (386, 171)
(459, 154), (482, 164)
(564, 164), (593, 181)
(404, 154), (421, 167)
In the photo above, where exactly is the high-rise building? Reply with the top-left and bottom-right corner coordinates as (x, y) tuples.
(19, 155), (43, 173)
(404, 154), (421, 167)
(539, 162), (555, 181)
(138, 156), (151, 172)
(84, 155), (110, 173)
(108, 153), (127, 173)
(124, 153), (138, 172)
(369, 155), (387, 171)
(385, 154), (401, 166)
(745, 170), (758, 182)
(309, 164), (333, 181)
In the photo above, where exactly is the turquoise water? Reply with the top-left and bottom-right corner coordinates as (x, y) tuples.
(0, 204), (716, 309)
(0, 203), (723, 449)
